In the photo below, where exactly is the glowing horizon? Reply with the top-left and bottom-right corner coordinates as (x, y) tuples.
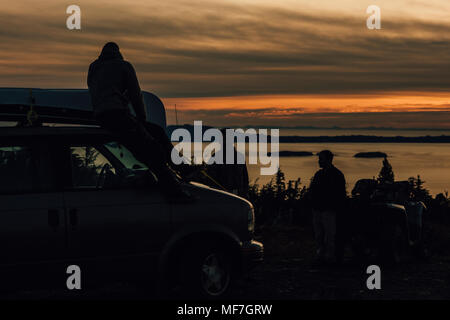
(162, 91), (450, 128)
(0, 0), (449, 128)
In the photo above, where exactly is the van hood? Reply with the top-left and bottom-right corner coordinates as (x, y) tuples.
(169, 181), (254, 241)
(185, 181), (253, 207)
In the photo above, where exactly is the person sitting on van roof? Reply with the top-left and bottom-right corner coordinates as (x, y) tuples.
(88, 42), (191, 201)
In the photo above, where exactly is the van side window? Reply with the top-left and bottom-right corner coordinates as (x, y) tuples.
(70, 146), (115, 188)
(69, 143), (153, 190)
(0, 146), (36, 193)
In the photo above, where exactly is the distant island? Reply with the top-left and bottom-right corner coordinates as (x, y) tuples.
(354, 152), (387, 158)
(278, 135), (450, 143)
(166, 126), (450, 143)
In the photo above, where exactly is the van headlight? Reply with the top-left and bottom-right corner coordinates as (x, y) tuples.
(248, 206), (255, 233)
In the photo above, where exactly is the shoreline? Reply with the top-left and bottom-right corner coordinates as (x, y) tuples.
(277, 135), (450, 143)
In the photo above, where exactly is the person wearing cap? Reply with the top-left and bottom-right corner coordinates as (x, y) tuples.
(309, 150), (347, 265)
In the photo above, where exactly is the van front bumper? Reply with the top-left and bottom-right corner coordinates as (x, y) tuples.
(241, 240), (264, 271)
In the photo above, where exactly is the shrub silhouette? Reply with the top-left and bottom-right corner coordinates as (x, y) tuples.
(378, 157), (394, 184)
(248, 168), (309, 226)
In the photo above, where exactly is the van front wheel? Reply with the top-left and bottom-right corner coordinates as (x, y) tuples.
(180, 245), (235, 298)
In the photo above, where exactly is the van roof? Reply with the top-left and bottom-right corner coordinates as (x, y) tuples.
(0, 88), (167, 129)
(0, 125), (110, 138)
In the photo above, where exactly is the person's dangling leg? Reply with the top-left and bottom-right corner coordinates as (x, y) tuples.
(313, 210), (326, 262)
(323, 211), (337, 264)
(97, 110), (158, 168)
(97, 110), (192, 201)
(143, 122), (174, 165)
(335, 212), (346, 265)
(131, 120), (190, 197)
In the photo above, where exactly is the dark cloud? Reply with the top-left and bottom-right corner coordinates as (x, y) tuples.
(0, 1), (449, 129)
(0, 1), (449, 97)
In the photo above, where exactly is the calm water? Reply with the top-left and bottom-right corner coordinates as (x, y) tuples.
(247, 142), (450, 196)
(176, 128), (450, 196)
(245, 128), (450, 195)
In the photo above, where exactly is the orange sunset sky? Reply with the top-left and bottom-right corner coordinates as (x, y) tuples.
(0, 0), (449, 128)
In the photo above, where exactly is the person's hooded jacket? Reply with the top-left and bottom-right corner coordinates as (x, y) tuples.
(87, 42), (147, 121)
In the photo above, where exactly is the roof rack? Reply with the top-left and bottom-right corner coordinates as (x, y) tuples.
(0, 88), (167, 128)
(0, 104), (96, 126)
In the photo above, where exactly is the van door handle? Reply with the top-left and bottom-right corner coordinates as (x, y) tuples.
(69, 208), (78, 228)
(48, 209), (59, 229)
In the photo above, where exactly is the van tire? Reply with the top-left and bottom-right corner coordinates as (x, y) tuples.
(179, 244), (236, 299)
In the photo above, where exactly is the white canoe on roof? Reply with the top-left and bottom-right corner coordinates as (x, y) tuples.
(0, 88), (167, 129)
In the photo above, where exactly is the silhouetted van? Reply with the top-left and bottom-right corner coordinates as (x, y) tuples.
(0, 88), (263, 298)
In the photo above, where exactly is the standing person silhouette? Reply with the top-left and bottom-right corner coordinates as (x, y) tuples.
(208, 128), (249, 198)
(87, 42), (190, 200)
(309, 150), (346, 265)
